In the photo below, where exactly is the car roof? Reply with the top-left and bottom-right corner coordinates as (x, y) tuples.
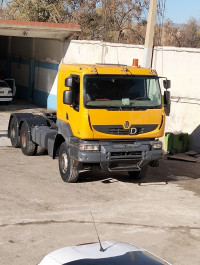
(39, 241), (143, 265)
(38, 241), (172, 265)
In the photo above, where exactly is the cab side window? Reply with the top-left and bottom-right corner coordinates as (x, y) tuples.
(72, 76), (80, 112)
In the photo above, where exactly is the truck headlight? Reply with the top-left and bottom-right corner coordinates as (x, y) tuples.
(151, 142), (162, 150)
(79, 144), (100, 151)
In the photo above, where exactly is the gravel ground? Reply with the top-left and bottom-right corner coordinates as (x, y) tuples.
(0, 100), (200, 265)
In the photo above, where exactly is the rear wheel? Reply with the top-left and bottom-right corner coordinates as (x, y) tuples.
(20, 122), (36, 156)
(9, 117), (20, 147)
(128, 164), (148, 180)
(58, 142), (79, 183)
(36, 145), (47, 156)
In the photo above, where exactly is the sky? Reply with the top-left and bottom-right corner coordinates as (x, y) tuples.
(165, 0), (200, 24)
(1, 0), (200, 25)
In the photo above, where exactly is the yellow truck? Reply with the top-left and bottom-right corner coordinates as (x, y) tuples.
(8, 62), (171, 182)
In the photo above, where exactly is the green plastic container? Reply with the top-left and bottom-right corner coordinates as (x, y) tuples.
(165, 132), (188, 154)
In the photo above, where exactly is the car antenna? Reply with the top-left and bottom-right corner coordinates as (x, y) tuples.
(90, 211), (104, 252)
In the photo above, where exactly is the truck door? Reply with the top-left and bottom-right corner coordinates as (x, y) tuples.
(63, 75), (82, 137)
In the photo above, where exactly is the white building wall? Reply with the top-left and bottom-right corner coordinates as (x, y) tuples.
(35, 66), (57, 93)
(35, 38), (64, 64)
(152, 47), (200, 151)
(63, 40), (144, 65)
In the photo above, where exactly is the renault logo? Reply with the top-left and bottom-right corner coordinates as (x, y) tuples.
(130, 127), (137, 135)
(124, 121), (129, 128)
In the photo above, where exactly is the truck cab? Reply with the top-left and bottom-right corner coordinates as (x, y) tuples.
(55, 64), (169, 182)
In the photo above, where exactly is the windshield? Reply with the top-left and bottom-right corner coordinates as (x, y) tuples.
(84, 75), (161, 110)
(0, 81), (9, 88)
(63, 251), (170, 265)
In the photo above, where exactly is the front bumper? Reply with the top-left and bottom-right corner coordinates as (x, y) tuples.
(69, 139), (163, 171)
(0, 96), (12, 102)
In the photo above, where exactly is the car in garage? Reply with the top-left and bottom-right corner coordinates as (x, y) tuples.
(0, 79), (16, 103)
(38, 241), (172, 265)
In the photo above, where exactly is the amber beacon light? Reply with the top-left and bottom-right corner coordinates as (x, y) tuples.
(132, 59), (139, 67)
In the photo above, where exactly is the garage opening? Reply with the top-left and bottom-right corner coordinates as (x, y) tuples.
(0, 19), (80, 109)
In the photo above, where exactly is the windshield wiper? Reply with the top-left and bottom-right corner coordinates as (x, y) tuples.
(106, 106), (123, 111)
(107, 106), (147, 111)
(87, 105), (148, 110)
(131, 106), (147, 110)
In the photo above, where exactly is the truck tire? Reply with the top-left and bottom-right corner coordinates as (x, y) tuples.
(128, 164), (148, 179)
(58, 142), (79, 183)
(20, 122), (37, 156)
(36, 145), (47, 156)
(9, 117), (20, 148)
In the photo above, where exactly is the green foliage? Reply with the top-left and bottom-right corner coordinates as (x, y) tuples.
(2, 0), (200, 47)
(6, 0), (65, 22)
(2, 0), (148, 43)
(156, 18), (200, 48)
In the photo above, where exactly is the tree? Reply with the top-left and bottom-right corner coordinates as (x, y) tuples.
(180, 18), (200, 48)
(99, 0), (148, 42)
(3, 0), (148, 43)
(2, 0), (200, 48)
(6, 0), (65, 22)
(156, 18), (200, 48)
(154, 20), (182, 47)
(64, 0), (102, 40)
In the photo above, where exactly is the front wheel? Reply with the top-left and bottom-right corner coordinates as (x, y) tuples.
(128, 164), (148, 180)
(58, 142), (79, 183)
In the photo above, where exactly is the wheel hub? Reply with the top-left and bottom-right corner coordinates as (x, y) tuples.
(11, 125), (15, 140)
(60, 152), (68, 173)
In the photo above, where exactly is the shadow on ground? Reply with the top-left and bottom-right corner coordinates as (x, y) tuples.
(0, 99), (43, 112)
(78, 157), (200, 187)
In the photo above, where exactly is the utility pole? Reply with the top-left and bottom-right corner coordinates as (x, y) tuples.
(102, 0), (108, 41)
(142, 0), (158, 68)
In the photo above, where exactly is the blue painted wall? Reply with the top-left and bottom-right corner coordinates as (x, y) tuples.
(4, 55), (58, 109)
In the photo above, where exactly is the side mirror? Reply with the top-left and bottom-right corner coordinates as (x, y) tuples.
(63, 90), (72, 105)
(164, 90), (171, 116)
(65, 77), (74, 88)
(163, 79), (171, 89)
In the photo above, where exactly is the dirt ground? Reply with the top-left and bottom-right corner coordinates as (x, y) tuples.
(0, 100), (200, 265)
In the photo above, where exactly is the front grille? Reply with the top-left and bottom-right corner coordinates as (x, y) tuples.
(111, 151), (142, 158)
(109, 128), (146, 135)
(94, 124), (158, 135)
(109, 128), (129, 135)
(109, 160), (141, 169)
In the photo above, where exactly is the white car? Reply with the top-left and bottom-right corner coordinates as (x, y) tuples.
(38, 241), (172, 265)
(0, 79), (16, 102)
